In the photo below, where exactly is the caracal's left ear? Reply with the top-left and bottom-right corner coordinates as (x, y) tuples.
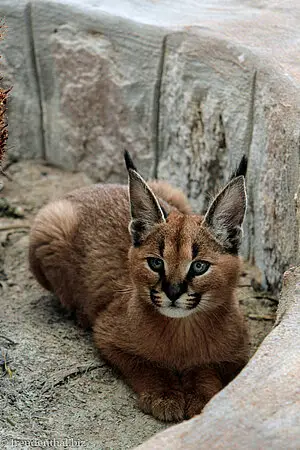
(203, 175), (247, 254)
(124, 151), (166, 246)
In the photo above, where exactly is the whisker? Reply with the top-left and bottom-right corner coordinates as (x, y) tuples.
(113, 279), (134, 290)
(112, 280), (135, 299)
(114, 287), (134, 295)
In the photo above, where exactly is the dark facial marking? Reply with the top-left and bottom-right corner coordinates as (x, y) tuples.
(158, 238), (165, 257)
(169, 214), (186, 253)
(150, 288), (161, 306)
(192, 242), (199, 259)
(187, 299), (201, 309)
(186, 293), (202, 309)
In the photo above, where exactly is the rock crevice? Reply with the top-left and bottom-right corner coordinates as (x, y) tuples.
(24, 1), (46, 160)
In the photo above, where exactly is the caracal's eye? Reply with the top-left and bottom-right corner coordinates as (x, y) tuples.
(190, 260), (210, 276)
(147, 257), (164, 272)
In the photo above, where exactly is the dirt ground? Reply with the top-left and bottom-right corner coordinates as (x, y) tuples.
(0, 161), (278, 450)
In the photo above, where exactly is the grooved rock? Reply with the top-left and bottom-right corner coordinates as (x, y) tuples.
(158, 33), (254, 213)
(136, 266), (300, 450)
(30, 1), (165, 182)
(1, 0), (300, 288)
(0, 0), (43, 161)
(156, 26), (300, 291)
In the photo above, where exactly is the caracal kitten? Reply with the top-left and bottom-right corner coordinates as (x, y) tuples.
(29, 152), (249, 422)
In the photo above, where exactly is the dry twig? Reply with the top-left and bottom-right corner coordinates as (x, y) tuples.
(0, 348), (15, 378)
(40, 362), (106, 393)
(0, 225), (30, 232)
(253, 294), (279, 304)
(0, 335), (18, 345)
(248, 313), (276, 321)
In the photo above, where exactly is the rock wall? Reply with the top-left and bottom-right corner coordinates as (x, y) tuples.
(157, 29), (300, 291)
(1, 0), (300, 290)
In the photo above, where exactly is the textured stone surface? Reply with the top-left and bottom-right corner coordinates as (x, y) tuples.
(156, 27), (300, 291)
(1, 0), (300, 288)
(137, 266), (300, 450)
(244, 73), (300, 290)
(157, 32), (255, 213)
(31, 1), (165, 182)
(0, 1), (43, 161)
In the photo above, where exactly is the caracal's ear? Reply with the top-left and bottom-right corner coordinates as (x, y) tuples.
(124, 151), (166, 246)
(203, 175), (247, 254)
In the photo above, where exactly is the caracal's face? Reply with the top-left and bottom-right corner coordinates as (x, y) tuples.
(129, 211), (240, 318)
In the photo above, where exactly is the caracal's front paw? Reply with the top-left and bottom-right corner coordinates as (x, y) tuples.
(184, 393), (206, 419)
(182, 367), (222, 419)
(139, 389), (185, 422)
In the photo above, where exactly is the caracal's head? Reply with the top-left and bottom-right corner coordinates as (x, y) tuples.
(125, 151), (247, 319)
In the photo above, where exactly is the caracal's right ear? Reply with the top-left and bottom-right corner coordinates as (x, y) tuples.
(203, 174), (247, 254)
(124, 151), (166, 246)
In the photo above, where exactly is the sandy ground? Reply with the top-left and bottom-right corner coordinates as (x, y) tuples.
(0, 161), (278, 450)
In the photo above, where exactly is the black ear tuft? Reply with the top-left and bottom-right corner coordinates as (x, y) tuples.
(124, 150), (138, 173)
(230, 155), (248, 180)
(125, 152), (166, 246)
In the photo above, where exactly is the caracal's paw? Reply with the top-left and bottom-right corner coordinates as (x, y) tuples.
(139, 389), (185, 422)
(184, 393), (207, 419)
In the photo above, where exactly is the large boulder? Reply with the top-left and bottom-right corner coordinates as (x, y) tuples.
(136, 266), (300, 449)
(2, 0), (300, 288)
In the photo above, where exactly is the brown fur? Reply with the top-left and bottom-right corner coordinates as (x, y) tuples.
(29, 162), (249, 422)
